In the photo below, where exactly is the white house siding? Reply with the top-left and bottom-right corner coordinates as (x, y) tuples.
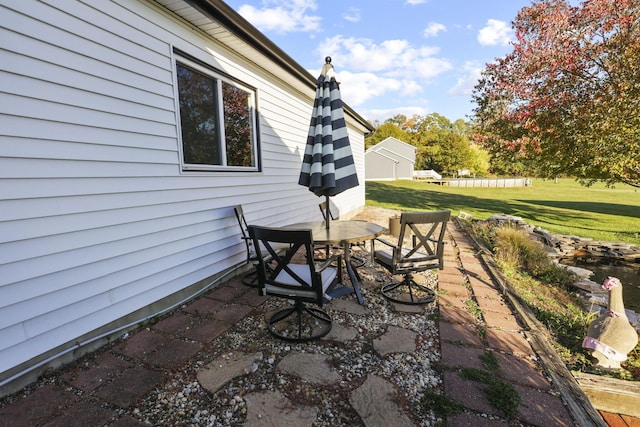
(0, 0), (369, 390)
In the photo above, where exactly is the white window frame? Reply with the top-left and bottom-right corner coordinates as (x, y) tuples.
(173, 53), (260, 172)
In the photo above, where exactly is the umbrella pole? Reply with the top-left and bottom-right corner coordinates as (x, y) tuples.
(325, 195), (330, 229)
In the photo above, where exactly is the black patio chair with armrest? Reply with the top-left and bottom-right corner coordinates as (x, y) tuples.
(248, 225), (343, 342)
(373, 210), (451, 305)
(233, 205), (289, 287)
(318, 202), (366, 268)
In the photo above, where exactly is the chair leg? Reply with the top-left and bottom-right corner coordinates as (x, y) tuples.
(381, 273), (436, 305)
(267, 301), (332, 342)
(242, 260), (276, 287)
(349, 254), (366, 268)
(241, 268), (259, 287)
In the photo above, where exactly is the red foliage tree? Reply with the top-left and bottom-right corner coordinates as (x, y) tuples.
(473, 0), (640, 187)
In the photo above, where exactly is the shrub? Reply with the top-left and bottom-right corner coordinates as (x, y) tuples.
(491, 226), (576, 286)
(471, 221), (496, 249)
(494, 227), (547, 271)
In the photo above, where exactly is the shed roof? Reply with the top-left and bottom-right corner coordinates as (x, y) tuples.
(366, 137), (417, 153)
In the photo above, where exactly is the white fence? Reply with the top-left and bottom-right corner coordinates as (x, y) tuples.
(445, 178), (532, 188)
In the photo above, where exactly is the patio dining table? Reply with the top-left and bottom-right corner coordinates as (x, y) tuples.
(285, 220), (385, 304)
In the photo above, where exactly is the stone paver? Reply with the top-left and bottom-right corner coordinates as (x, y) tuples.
(115, 329), (165, 359)
(440, 305), (478, 325)
(485, 329), (535, 356)
(324, 322), (359, 341)
(0, 385), (79, 425)
(476, 295), (513, 314)
(61, 353), (133, 393)
(94, 366), (165, 408)
(494, 352), (552, 390)
(183, 318), (232, 342)
(373, 325), (417, 356)
(467, 274), (496, 290)
(470, 283), (503, 300)
(350, 375), (415, 427)
(443, 371), (500, 417)
(482, 310), (523, 331)
(234, 291), (269, 307)
(277, 353), (341, 385)
(440, 342), (486, 370)
(244, 390), (318, 427)
(213, 304), (254, 323)
(438, 293), (469, 309)
(197, 352), (263, 394)
(328, 298), (367, 315)
(45, 401), (115, 426)
(514, 383), (575, 426)
(207, 285), (246, 302)
(152, 312), (194, 334)
(183, 297), (225, 315)
(438, 271), (465, 286)
(145, 338), (202, 369)
(437, 280), (469, 296)
(439, 321), (483, 346)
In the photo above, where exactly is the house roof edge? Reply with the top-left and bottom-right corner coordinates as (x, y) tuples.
(186, 0), (374, 132)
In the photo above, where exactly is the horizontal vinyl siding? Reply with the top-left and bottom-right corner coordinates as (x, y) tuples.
(0, 0), (367, 380)
(365, 152), (396, 180)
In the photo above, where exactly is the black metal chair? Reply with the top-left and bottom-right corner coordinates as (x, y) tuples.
(248, 225), (343, 342)
(233, 205), (289, 287)
(318, 202), (366, 268)
(373, 210), (451, 305)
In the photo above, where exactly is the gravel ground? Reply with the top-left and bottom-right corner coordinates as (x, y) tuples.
(135, 206), (443, 426)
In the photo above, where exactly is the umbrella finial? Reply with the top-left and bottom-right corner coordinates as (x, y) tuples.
(320, 56), (336, 79)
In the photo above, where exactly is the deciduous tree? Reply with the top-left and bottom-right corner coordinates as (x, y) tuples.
(473, 0), (640, 187)
(364, 122), (409, 149)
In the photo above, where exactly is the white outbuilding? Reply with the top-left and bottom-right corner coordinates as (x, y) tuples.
(364, 137), (416, 180)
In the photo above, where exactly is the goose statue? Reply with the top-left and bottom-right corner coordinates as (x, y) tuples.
(582, 276), (639, 369)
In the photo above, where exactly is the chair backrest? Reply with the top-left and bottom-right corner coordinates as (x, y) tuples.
(248, 225), (325, 304)
(396, 210), (451, 271)
(318, 201), (337, 221)
(233, 205), (253, 261)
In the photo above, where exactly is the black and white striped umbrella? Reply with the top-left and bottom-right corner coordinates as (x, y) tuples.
(298, 57), (359, 228)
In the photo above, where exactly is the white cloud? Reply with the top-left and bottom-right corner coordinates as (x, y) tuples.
(449, 61), (483, 96)
(405, 0), (427, 5)
(343, 7), (361, 23)
(330, 71), (404, 107)
(316, 36), (452, 80)
(362, 105), (430, 123)
(477, 19), (513, 46)
(423, 22), (446, 38)
(237, 0), (321, 33)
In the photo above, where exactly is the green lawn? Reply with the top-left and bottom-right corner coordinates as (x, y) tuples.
(365, 178), (640, 245)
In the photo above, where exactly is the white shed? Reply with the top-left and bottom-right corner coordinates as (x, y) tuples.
(0, 0), (373, 394)
(364, 137), (416, 180)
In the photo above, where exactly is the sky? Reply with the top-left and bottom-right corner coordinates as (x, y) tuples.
(222, 0), (535, 123)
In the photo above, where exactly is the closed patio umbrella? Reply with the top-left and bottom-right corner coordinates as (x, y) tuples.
(298, 57), (359, 229)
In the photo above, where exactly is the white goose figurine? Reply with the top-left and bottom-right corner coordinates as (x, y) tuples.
(583, 276), (639, 369)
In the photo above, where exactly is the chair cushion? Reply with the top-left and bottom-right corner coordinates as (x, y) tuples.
(266, 264), (337, 299)
(249, 241), (289, 259)
(375, 248), (440, 272)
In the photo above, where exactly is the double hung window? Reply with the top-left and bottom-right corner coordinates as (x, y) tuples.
(175, 56), (259, 171)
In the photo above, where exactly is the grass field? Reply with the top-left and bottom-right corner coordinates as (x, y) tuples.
(365, 178), (640, 245)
